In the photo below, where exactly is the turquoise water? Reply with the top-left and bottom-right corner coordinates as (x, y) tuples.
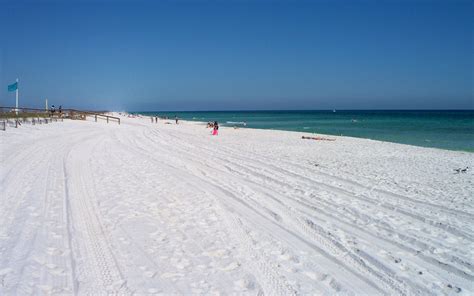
(136, 110), (474, 152)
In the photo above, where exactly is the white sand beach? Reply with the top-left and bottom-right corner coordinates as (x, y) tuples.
(0, 115), (473, 295)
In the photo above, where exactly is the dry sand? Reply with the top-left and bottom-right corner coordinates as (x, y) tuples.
(0, 114), (472, 295)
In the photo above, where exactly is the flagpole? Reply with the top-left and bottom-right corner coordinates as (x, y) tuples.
(15, 78), (19, 114)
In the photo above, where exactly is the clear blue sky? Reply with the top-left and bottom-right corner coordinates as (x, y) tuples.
(0, 0), (472, 111)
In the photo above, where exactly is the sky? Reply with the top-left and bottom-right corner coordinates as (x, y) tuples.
(0, 0), (472, 111)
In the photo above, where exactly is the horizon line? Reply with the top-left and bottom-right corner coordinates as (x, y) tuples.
(128, 108), (474, 113)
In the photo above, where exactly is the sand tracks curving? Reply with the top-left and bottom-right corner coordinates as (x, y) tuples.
(1, 117), (472, 295)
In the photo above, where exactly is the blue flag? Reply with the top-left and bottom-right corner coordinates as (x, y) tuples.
(8, 82), (18, 92)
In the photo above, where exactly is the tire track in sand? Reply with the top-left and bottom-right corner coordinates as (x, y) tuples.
(112, 129), (297, 296)
(65, 135), (131, 295)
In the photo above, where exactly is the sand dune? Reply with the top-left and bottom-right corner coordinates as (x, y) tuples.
(0, 115), (472, 295)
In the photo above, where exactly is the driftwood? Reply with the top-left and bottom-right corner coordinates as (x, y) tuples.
(302, 136), (336, 141)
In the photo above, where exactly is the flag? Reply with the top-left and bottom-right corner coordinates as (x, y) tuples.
(8, 82), (18, 92)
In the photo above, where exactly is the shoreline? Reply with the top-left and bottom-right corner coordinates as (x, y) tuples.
(132, 110), (474, 153)
(135, 113), (474, 154)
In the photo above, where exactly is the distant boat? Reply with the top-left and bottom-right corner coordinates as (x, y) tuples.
(333, 109), (336, 113)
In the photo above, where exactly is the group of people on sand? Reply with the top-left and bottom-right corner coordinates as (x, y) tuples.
(151, 115), (179, 124)
(207, 121), (219, 135)
(148, 116), (335, 141)
(49, 105), (62, 117)
(151, 116), (219, 135)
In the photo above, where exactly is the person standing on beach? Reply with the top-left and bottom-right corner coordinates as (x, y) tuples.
(175, 115), (179, 124)
(212, 121), (219, 135)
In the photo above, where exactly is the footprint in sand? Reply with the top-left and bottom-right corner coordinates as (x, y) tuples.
(138, 265), (154, 277)
(45, 263), (57, 269)
(147, 288), (161, 294)
(204, 249), (229, 258)
(107, 279), (127, 291)
(234, 278), (256, 291)
(278, 252), (299, 263)
(303, 271), (318, 280)
(118, 237), (131, 245)
(49, 268), (66, 276)
(46, 247), (60, 256)
(0, 267), (13, 284)
(176, 258), (191, 270)
(143, 271), (156, 278)
(219, 262), (240, 271)
(317, 273), (328, 281)
(328, 278), (342, 291)
(51, 232), (63, 239)
(160, 272), (184, 279)
(0, 268), (13, 276)
(286, 266), (300, 273)
(37, 285), (53, 292)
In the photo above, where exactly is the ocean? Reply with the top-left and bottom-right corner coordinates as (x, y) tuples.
(136, 110), (474, 152)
